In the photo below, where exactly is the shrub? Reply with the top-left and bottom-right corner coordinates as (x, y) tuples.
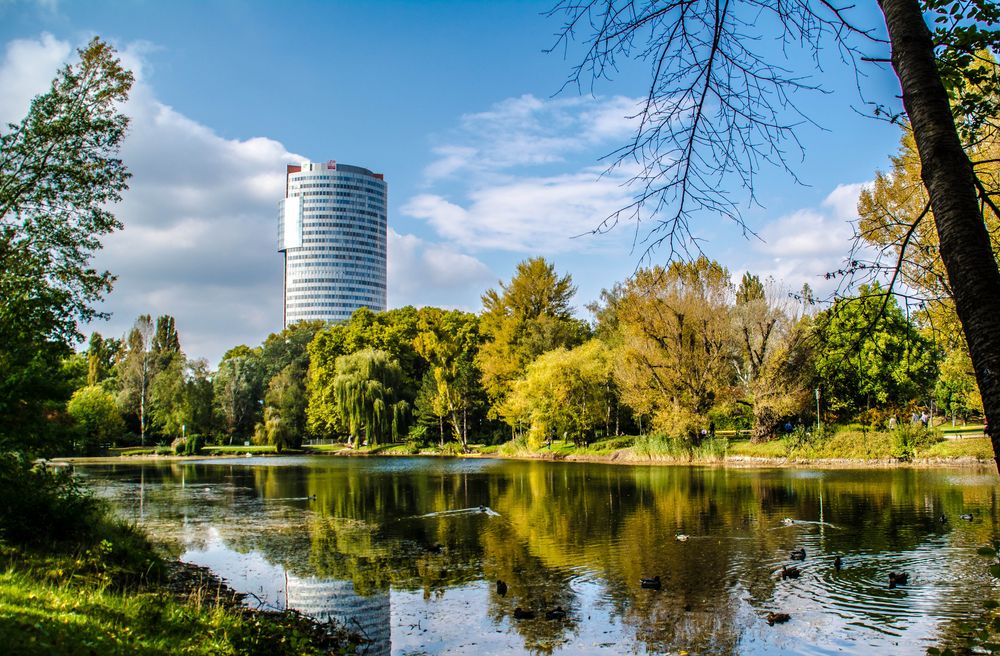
(184, 435), (204, 456)
(0, 453), (103, 547)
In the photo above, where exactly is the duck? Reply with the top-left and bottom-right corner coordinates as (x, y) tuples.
(479, 505), (487, 513)
(640, 576), (662, 589)
(833, 556), (842, 572)
(496, 580), (508, 597)
(888, 571), (909, 588)
(781, 565), (800, 580)
(545, 607), (566, 620)
(767, 612), (791, 626)
(513, 607), (535, 620)
(675, 534), (690, 542)
(790, 548), (806, 561)
(781, 518), (795, 526)
(960, 513), (974, 521)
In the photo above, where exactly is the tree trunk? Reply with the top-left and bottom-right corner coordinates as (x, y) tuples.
(879, 0), (1000, 471)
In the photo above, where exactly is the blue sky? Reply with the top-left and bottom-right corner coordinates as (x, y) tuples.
(0, 0), (907, 363)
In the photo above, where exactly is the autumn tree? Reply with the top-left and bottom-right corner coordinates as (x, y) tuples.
(605, 257), (737, 440)
(0, 38), (132, 451)
(733, 274), (814, 442)
(477, 258), (588, 422)
(548, 0), (1000, 466)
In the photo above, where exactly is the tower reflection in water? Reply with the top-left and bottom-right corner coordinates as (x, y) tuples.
(286, 575), (391, 656)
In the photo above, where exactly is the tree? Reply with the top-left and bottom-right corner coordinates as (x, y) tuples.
(603, 258), (737, 440)
(86, 332), (122, 388)
(733, 274), (814, 442)
(117, 315), (155, 444)
(258, 363), (308, 453)
(413, 308), (484, 447)
(548, 1), (1000, 466)
(504, 340), (614, 448)
(0, 38), (132, 451)
(67, 385), (124, 454)
(149, 352), (187, 439)
(151, 315), (181, 372)
(214, 346), (264, 442)
(329, 349), (410, 448)
(477, 258), (588, 421)
(813, 285), (937, 419)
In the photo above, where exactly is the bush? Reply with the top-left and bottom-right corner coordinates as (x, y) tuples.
(184, 435), (204, 456)
(0, 453), (103, 547)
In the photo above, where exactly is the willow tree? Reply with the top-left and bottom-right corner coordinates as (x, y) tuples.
(549, 0), (1000, 466)
(332, 349), (410, 448)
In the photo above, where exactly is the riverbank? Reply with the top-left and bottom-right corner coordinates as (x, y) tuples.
(64, 432), (997, 469)
(0, 455), (361, 655)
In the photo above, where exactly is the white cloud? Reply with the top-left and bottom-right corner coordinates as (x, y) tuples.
(387, 229), (493, 309)
(408, 94), (644, 254)
(748, 183), (870, 297)
(0, 33), (70, 124)
(2, 34), (488, 363)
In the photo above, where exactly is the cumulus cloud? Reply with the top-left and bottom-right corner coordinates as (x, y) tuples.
(2, 34), (488, 362)
(404, 168), (636, 253)
(747, 182), (870, 297)
(387, 229), (493, 309)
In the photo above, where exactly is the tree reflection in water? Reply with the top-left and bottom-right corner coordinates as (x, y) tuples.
(81, 458), (1000, 655)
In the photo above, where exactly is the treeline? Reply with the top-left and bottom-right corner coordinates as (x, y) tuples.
(63, 256), (979, 455)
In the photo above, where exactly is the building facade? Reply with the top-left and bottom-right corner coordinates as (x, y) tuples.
(278, 160), (387, 327)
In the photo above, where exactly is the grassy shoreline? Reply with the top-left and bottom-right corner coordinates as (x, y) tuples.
(63, 433), (997, 469)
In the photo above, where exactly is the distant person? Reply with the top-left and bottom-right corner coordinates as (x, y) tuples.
(784, 422), (793, 433)
(911, 412), (920, 425)
(920, 411), (930, 428)
(888, 415), (897, 430)
(709, 421), (716, 438)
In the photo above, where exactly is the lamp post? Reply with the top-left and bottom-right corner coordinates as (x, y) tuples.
(815, 388), (821, 434)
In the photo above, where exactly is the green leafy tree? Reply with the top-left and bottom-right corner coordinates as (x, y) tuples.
(813, 285), (938, 420)
(149, 352), (187, 439)
(413, 308), (483, 447)
(214, 346), (264, 442)
(307, 307), (423, 437)
(85, 332), (123, 388)
(67, 385), (124, 454)
(116, 315), (155, 444)
(258, 363), (308, 453)
(504, 340), (614, 448)
(330, 349), (410, 448)
(477, 258), (588, 423)
(0, 38), (132, 452)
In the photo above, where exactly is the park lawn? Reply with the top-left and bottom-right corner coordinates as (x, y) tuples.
(917, 437), (994, 460)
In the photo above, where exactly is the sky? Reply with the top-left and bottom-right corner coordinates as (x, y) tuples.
(0, 0), (909, 364)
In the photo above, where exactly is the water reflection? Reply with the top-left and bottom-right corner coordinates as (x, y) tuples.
(79, 458), (1000, 655)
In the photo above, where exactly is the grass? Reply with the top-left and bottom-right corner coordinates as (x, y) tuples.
(0, 557), (355, 656)
(202, 445), (278, 454)
(0, 454), (357, 655)
(917, 437), (994, 460)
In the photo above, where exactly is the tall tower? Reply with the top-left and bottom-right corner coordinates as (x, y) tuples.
(278, 161), (387, 327)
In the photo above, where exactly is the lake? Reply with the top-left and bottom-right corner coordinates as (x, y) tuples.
(76, 456), (1000, 655)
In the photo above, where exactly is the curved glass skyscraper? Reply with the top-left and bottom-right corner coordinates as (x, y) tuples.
(278, 161), (387, 327)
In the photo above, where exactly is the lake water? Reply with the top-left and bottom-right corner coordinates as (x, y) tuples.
(76, 456), (1000, 655)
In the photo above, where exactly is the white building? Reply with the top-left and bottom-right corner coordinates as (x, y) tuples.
(278, 160), (387, 326)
